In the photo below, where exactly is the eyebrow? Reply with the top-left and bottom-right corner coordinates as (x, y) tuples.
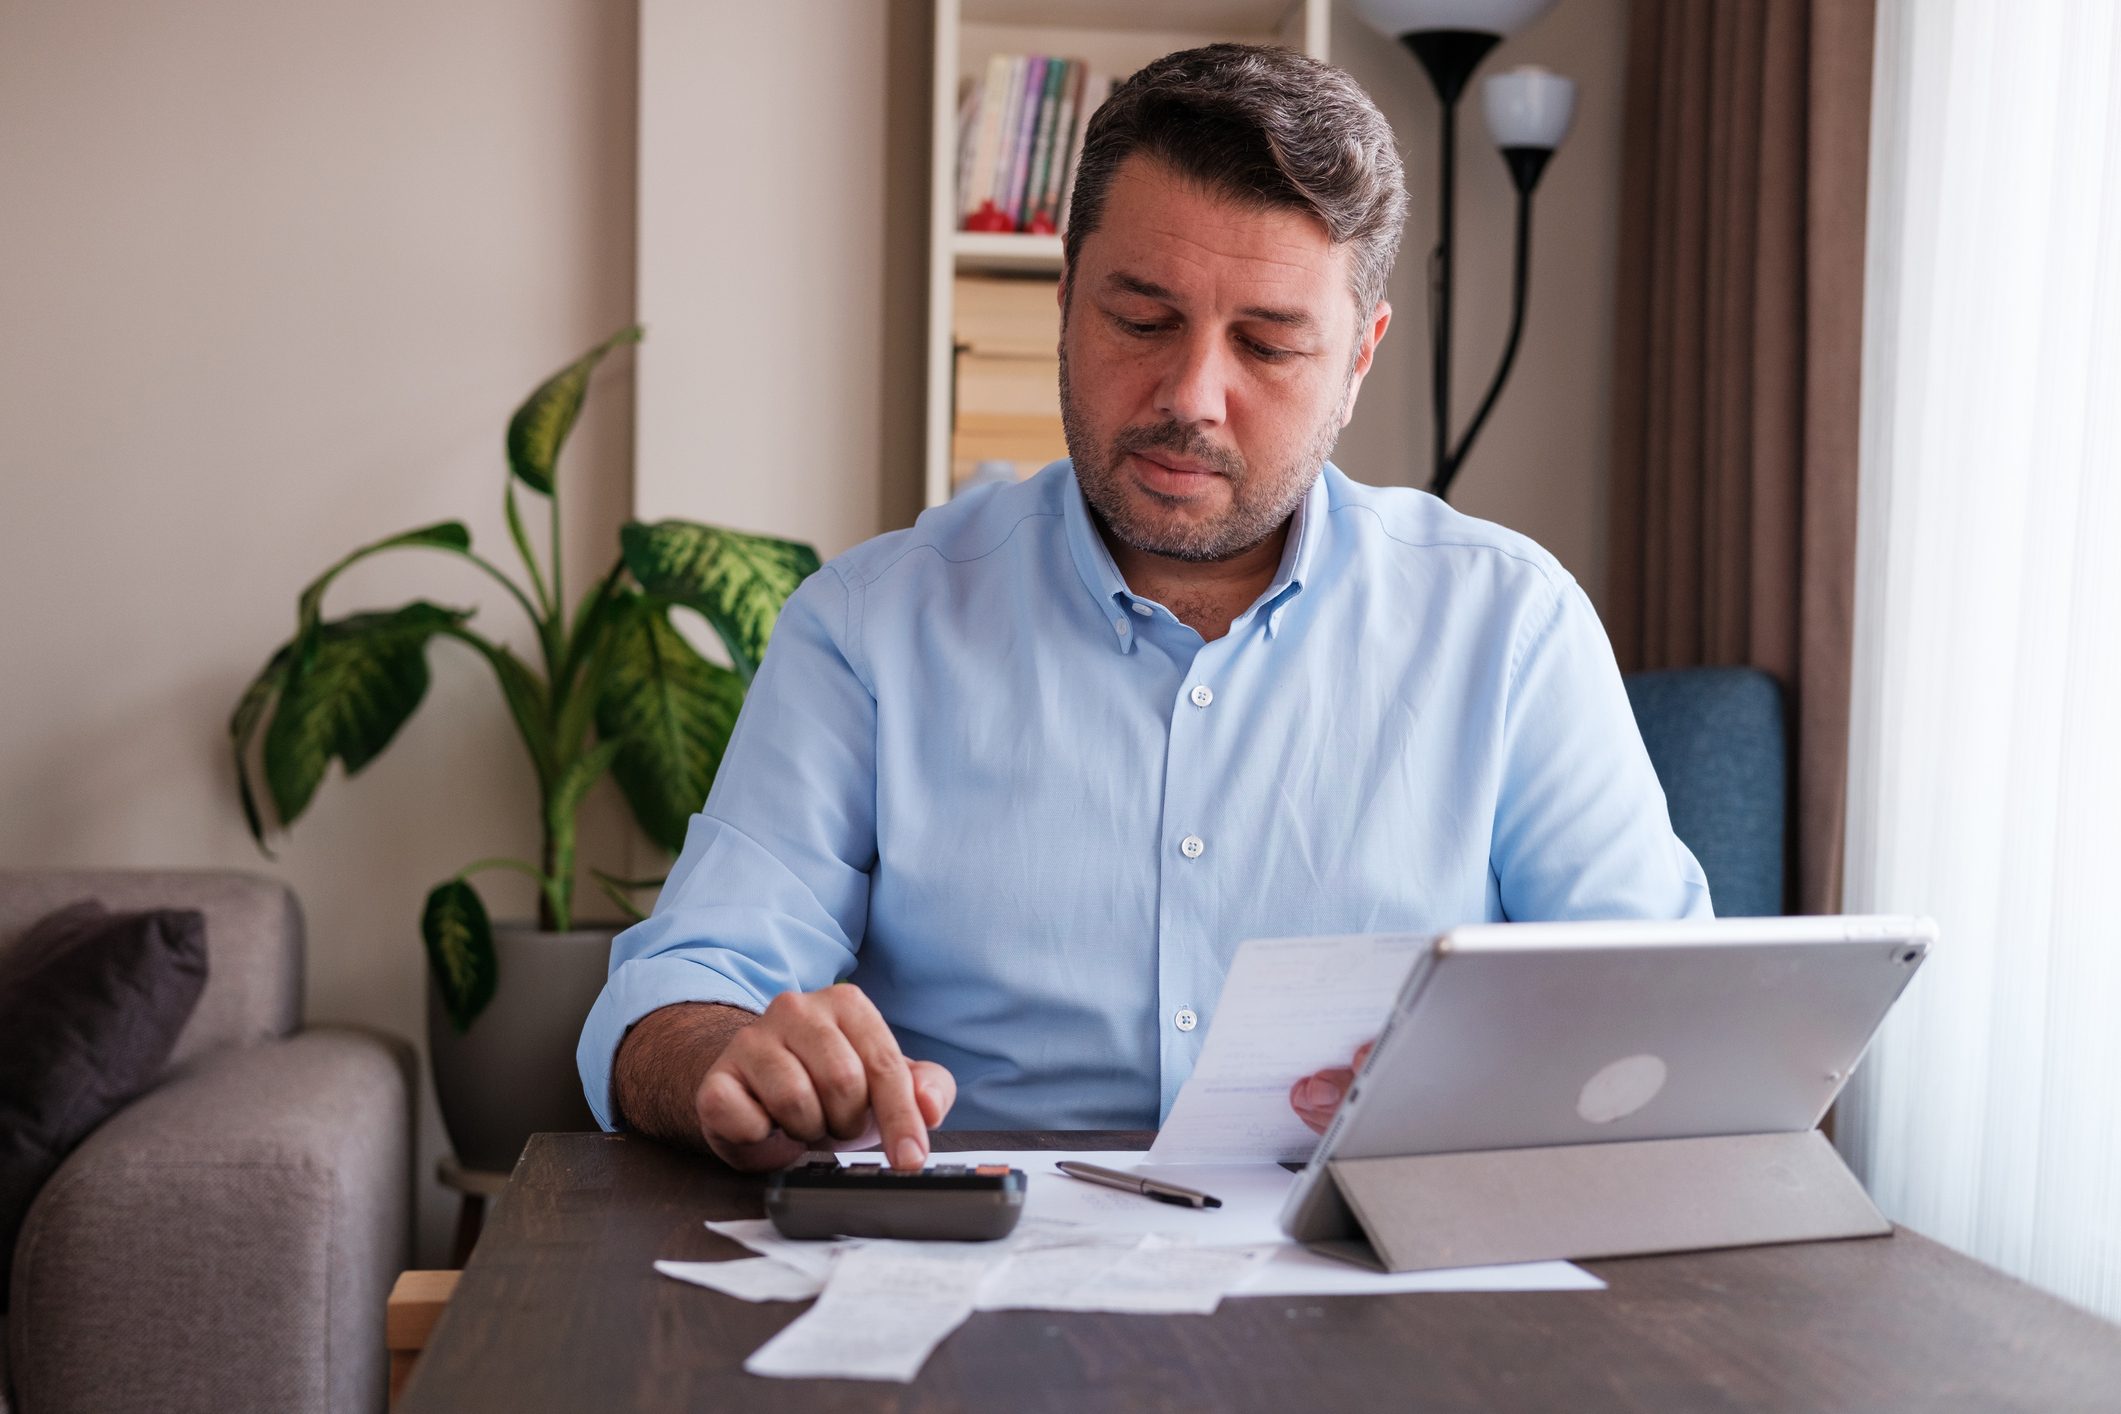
(1103, 271), (1318, 331)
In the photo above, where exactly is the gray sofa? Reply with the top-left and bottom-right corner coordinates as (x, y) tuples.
(1, 870), (412, 1414)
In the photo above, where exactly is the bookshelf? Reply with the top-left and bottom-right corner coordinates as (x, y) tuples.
(924, 0), (1332, 508)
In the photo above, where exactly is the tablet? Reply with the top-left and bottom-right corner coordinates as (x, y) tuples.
(1280, 914), (1933, 1242)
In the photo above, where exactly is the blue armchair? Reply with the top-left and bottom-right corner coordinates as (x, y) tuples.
(1622, 667), (1788, 917)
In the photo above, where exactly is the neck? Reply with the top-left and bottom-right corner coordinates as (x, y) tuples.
(1096, 516), (1291, 641)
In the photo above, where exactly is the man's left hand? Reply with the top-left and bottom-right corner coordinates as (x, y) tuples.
(1289, 1039), (1374, 1135)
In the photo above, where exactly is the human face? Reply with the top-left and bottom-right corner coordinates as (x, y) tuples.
(1059, 156), (1391, 564)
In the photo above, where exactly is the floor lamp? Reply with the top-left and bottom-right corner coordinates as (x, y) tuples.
(1354, 0), (1577, 500)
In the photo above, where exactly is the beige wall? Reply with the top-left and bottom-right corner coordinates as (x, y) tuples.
(635, 0), (932, 552)
(0, 0), (639, 1263)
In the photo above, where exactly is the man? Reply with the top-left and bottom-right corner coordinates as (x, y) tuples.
(579, 44), (1709, 1175)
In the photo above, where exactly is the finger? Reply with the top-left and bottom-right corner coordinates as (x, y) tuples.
(830, 989), (927, 1170)
(707, 1128), (808, 1174)
(1353, 1039), (1376, 1071)
(909, 1060), (956, 1128)
(1289, 1067), (1355, 1125)
(733, 1041), (829, 1143)
(697, 1066), (776, 1146)
(781, 1015), (874, 1140)
(1289, 1076), (1335, 1135)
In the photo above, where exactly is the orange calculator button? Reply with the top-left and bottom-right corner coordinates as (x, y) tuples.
(974, 1165), (1010, 1175)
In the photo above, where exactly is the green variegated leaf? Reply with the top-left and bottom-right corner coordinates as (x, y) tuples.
(594, 597), (746, 853)
(506, 325), (643, 496)
(229, 642), (296, 851)
(295, 522), (471, 645)
(452, 636), (554, 791)
(422, 878), (497, 1032)
(262, 601), (470, 827)
(620, 520), (820, 679)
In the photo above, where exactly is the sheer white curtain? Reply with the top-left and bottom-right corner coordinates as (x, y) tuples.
(1838, 0), (2121, 1321)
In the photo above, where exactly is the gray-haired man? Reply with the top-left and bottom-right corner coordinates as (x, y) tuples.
(581, 44), (1709, 1173)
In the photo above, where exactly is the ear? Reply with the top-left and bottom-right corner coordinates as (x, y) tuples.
(1339, 300), (1393, 428)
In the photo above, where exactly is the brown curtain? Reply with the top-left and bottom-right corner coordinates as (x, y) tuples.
(1607, 0), (1874, 916)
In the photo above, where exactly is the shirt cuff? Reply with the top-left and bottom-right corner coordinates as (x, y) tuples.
(575, 954), (770, 1131)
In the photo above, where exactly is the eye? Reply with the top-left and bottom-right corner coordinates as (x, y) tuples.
(1112, 314), (1165, 337)
(1241, 336), (1294, 362)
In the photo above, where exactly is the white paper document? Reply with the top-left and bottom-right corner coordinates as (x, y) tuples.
(655, 1256), (825, 1302)
(932, 1151), (1602, 1297)
(703, 1217), (850, 1279)
(1148, 933), (1427, 1164)
(743, 1246), (993, 1383)
(976, 1234), (1269, 1315)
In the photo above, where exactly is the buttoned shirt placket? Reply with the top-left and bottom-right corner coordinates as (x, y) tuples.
(1067, 477), (1317, 1118)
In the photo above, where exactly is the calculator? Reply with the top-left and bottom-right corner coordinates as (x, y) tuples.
(764, 1161), (1028, 1241)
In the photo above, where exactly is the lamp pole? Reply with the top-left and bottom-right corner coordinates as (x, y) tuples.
(1357, 2), (1573, 501)
(1400, 30), (1504, 499)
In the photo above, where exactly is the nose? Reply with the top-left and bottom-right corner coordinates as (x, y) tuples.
(1154, 329), (1230, 428)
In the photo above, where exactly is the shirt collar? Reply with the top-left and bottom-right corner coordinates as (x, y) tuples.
(1063, 462), (1327, 653)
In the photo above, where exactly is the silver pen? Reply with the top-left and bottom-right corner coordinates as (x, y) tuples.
(1055, 1161), (1223, 1209)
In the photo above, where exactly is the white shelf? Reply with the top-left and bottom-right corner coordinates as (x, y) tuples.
(952, 232), (1067, 274)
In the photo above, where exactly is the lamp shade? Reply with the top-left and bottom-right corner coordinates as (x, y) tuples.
(1352, 0), (1557, 38)
(1482, 66), (1576, 149)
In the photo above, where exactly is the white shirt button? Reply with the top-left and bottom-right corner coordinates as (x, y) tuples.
(1131, 602), (1153, 617)
(1180, 835), (1205, 859)
(1112, 618), (1128, 635)
(1189, 684), (1214, 708)
(1174, 1007), (1198, 1032)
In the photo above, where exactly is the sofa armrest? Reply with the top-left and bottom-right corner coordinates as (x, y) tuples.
(7, 1028), (412, 1414)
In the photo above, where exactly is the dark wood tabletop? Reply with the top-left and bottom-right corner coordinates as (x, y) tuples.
(397, 1131), (2121, 1413)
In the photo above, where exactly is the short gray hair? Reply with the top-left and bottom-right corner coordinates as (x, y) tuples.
(1063, 43), (1409, 318)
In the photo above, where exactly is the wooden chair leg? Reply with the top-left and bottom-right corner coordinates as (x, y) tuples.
(387, 1269), (461, 1409)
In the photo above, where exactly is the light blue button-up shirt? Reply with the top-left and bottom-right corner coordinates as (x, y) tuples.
(578, 461), (1710, 1132)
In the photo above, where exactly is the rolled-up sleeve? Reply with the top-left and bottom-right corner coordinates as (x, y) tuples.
(1489, 576), (1714, 923)
(576, 564), (878, 1129)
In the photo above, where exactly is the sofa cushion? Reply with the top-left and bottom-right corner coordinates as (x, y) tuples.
(0, 871), (300, 1073)
(0, 902), (207, 1308)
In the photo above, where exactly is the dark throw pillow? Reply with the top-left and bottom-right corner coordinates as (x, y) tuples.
(0, 900), (208, 1308)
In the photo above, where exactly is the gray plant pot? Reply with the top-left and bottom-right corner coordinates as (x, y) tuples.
(427, 922), (618, 1173)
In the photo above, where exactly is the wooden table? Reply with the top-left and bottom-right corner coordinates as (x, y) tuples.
(398, 1132), (2121, 1412)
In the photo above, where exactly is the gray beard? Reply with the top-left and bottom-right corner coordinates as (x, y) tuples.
(1059, 345), (1349, 564)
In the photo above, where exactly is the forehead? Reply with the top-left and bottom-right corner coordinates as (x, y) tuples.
(1076, 155), (1353, 320)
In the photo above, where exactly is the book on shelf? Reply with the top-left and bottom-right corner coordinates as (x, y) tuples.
(954, 275), (1060, 358)
(1019, 57), (1064, 231)
(962, 53), (1013, 223)
(958, 53), (1106, 235)
(1056, 72), (1110, 235)
(955, 352), (1061, 419)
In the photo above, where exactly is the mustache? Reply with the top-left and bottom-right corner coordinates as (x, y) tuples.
(1111, 421), (1245, 479)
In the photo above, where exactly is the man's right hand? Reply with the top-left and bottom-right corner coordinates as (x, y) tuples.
(615, 986), (956, 1174)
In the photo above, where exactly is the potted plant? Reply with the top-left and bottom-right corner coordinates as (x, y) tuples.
(229, 326), (819, 1169)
